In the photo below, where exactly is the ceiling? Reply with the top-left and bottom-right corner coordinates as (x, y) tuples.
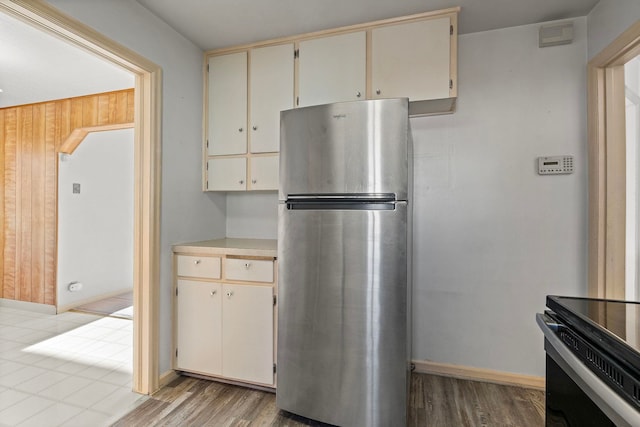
(136, 0), (600, 51)
(1, 0), (599, 109)
(0, 12), (133, 108)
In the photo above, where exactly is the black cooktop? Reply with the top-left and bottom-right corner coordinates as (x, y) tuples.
(547, 295), (640, 375)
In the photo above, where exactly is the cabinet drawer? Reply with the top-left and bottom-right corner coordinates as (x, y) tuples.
(176, 255), (221, 279)
(225, 258), (274, 283)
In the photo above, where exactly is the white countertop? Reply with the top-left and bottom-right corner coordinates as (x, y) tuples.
(172, 238), (277, 258)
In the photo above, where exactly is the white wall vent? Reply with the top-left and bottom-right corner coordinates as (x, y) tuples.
(539, 21), (573, 48)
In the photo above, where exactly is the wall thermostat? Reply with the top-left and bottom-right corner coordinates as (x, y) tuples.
(538, 155), (574, 175)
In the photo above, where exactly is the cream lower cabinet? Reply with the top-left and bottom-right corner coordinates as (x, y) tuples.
(174, 249), (276, 388)
(175, 280), (222, 375)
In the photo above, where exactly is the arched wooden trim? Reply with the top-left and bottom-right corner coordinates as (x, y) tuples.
(0, 0), (162, 394)
(60, 122), (134, 154)
(588, 20), (640, 299)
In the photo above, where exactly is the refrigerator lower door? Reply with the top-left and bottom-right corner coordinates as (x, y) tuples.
(277, 202), (408, 426)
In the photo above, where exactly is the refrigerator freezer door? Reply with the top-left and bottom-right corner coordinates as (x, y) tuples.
(279, 98), (409, 200)
(277, 202), (409, 426)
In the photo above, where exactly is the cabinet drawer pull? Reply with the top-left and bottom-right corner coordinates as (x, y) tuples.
(238, 127), (244, 132)
(356, 91), (361, 98)
(194, 260), (201, 265)
(252, 125), (258, 131)
(210, 290), (217, 296)
(376, 89), (381, 95)
(226, 291), (234, 298)
(244, 262), (251, 269)
(251, 179), (257, 184)
(239, 179), (244, 185)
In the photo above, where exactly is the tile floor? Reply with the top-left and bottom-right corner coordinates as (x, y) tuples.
(0, 306), (147, 426)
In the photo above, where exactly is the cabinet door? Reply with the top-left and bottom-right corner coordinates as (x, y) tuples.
(207, 158), (247, 191)
(298, 32), (366, 107)
(208, 52), (248, 156)
(250, 44), (294, 153)
(249, 156), (279, 191)
(222, 284), (274, 385)
(175, 280), (222, 375)
(371, 17), (451, 101)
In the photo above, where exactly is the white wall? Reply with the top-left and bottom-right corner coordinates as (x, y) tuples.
(225, 19), (590, 378)
(47, 0), (227, 374)
(226, 193), (278, 239)
(57, 129), (134, 310)
(411, 18), (588, 377)
(587, 0), (640, 60)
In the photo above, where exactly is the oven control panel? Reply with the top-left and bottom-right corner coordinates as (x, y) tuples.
(538, 155), (574, 175)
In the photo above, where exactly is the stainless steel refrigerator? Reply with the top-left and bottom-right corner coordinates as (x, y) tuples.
(277, 98), (412, 426)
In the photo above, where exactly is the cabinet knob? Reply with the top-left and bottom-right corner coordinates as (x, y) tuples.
(226, 291), (233, 298)
(251, 179), (257, 184)
(356, 91), (361, 98)
(244, 262), (251, 269)
(376, 89), (381, 95)
(238, 127), (244, 132)
(252, 125), (258, 131)
(194, 259), (201, 265)
(210, 290), (217, 296)
(239, 180), (244, 185)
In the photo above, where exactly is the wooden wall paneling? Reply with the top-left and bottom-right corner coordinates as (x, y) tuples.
(82, 95), (99, 127)
(3, 108), (17, 300)
(19, 106), (33, 302)
(44, 102), (57, 305)
(97, 93), (111, 125)
(0, 110), (4, 298)
(70, 98), (84, 133)
(0, 89), (134, 306)
(126, 90), (135, 123)
(115, 91), (128, 123)
(32, 104), (47, 304)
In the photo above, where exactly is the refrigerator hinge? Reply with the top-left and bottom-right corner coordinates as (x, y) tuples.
(273, 363), (276, 374)
(449, 79), (453, 89)
(273, 295), (277, 306)
(450, 25), (454, 36)
(294, 49), (299, 59)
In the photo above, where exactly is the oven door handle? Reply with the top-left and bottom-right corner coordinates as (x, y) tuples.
(536, 313), (640, 427)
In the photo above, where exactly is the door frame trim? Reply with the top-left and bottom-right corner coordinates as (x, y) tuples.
(588, 21), (640, 299)
(0, 0), (162, 393)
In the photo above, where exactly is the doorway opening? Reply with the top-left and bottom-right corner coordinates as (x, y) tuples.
(0, 1), (162, 394)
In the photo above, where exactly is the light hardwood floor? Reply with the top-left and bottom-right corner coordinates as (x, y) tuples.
(112, 373), (545, 426)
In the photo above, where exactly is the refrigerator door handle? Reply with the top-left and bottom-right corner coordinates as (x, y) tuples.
(286, 193), (397, 202)
(286, 199), (399, 211)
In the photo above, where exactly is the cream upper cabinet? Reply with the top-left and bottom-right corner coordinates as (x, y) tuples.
(371, 17), (452, 102)
(249, 156), (279, 191)
(207, 158), (247, 191)
(207, 52), (247, 156)
(298, 31), (367, 108)
(249, 44), (294, 154)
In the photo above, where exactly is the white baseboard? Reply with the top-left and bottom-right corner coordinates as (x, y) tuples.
(0, 298), (56, 315)
(412, 360), (545, 390)
(58, 287), (133, 313)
